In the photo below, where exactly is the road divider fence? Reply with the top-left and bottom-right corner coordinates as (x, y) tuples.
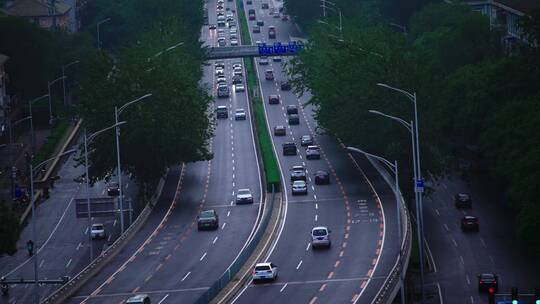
(194, 187), (277, 304)
(366, 157), (413, 304)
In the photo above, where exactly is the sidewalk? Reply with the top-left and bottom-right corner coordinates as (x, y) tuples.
(0, 129), (51, 209)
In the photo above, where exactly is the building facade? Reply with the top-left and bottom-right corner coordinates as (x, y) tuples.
(2, 0), (76, 32)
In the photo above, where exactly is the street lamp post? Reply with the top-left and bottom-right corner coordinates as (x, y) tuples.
(320, 0), (336, 18)
(62, 61), (80, 107)
(114, 94), (152, 234)
(29, 148), (77, 304)
(389, 22), (407, 35)
(317, 3), (342, 40)
(346, 146), (405, 304)
(377, 82), (425, 302)
(28, 94), (49, 155)
(97, 18), (111, 49)
(84, 121), (126, 262)
(47, 76), (67, 125)
(9, 116), (32, 145)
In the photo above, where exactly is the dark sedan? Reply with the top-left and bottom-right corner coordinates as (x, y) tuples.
(280, 80), (291, 91)
(314, 171), (330, 185)
(197, 210), (219, 230)
(455, 193), (472, 208)
(288, 114), (300, 125)
(107, 182), (120, 196)
(478, 273), (498, 292)
(268, 94), (280, 104)
(286, 104), (298, 115)
(461, 215), (479, 232)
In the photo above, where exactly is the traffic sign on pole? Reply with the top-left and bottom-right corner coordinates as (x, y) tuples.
(415, 179), (424, 193)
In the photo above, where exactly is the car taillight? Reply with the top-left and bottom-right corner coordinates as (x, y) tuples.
(480, 281), (484, 284)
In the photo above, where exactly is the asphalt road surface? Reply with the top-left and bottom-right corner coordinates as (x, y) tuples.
(0, 138), (139, 304)
(64, 1), (263, 303)
(231, 1), (401, 303)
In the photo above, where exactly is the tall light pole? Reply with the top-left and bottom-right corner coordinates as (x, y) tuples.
(389, 22), (407, 35)
(29, 148), (77, 304)
(114, 94), (152, 234)
(47, 76), (66, 125)
(62, 60), (79, 107)
(9, 116), (32, 145)
(28, 94), (49, 155)
(84, 121), (126, 262)
(377, 82), (424, 302)
(97, 18), (111, 49)
(346, 146), (405, 304)
(320, 0), (336, 18)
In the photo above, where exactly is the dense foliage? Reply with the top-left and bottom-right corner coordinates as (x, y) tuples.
(77, 0), (212, 195)
(286, 0), (540, 253)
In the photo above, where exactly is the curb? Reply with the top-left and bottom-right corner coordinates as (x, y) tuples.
(211, 191), (284, 304)
(365, 156), (413, 304)
(20, 119), (83, 225)
(40, 167), (172, 304)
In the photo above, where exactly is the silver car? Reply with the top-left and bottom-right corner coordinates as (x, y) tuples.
(292, 180), (307, 195)
(235, 109), (247, 120)
(91, 223), (106, 239)
(311, 226), (331, 248)
(236, 188), (254, 204)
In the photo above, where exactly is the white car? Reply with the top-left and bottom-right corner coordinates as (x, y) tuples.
(216, 75), (227, 84)
(292, 180), (308, 195)
(215, 67), (225, 76)
(230, 39), (239, 46)
(253, 262), (278, 282)
(235, 83), (245, 92)
(259, 56), (269, 65)
(235, 109), (247, 120)
(236, 188), (254, 204)
(232, 62), (242, 69)
(91, 223), (106, 239)
(230, 27), (238, 34)
(311, 226), (331, 248)
(233, 67), (243, 76)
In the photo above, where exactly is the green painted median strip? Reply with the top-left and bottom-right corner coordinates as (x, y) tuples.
(237, 0), (280, 191)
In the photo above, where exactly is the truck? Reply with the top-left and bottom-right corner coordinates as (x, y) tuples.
(268, 26), (276, 39)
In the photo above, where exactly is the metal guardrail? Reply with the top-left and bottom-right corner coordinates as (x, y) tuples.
(194, 187), (276, 304)
(367, 157), (413, 304)
(40, 168), (171, 304)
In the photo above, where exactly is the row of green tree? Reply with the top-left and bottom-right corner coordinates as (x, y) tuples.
(76, 0), (212, 196)
(0, 0), (212, 254)
(285, 0), (540, 253)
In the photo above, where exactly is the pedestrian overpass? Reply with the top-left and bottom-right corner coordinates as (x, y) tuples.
(206, 41), (305, 59)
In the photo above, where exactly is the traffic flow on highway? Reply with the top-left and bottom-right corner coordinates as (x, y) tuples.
(1, 0), (539, 303)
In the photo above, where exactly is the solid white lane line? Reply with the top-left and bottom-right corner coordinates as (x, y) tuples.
(213, 236), (219, 244)
(311, 185), (315, 191)
(308, 177), (312, 182)
(66, 258), (72, 268)
(315, 203), (318, 209)
(435, 209), (440, 216)
(280, 283), (288, 292)
(181, 272), (191, 282)
(227, 211), (231, 217)
(39, 260), (44, 268)
(222, 222), (227, 229)
(465, 274), (471, 285)
(158, 294), (169, 304)
(459, 255), (465, 265)
(313, 194), (317, 200)
(451, 237), (458, 247)
(443, 224), (449, 231)
(76, 242), (82, 250)
(85, 227), (89, 234)
(315, 214), (318, 221)
(232, 182), (235, 187)
(296, 260), (303, 270)
(200, 253), (207, 261)
(302, 161), (306, 166)
(470, 296), (474, 303)
(306, 243), (310, 251)
(113, 219), (117, 227)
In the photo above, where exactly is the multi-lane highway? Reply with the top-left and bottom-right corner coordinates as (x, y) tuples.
(423, 173), (540, 303)
(64, 0), (263, 302)
(0, 140), (139, 304)
(231, 1), (401, 303)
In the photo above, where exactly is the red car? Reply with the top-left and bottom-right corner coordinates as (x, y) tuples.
(268, 94), (280, 104)
(461, 215), (479, 232)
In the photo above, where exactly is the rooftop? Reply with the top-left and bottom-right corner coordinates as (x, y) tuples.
(2, 0), (71, 17)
